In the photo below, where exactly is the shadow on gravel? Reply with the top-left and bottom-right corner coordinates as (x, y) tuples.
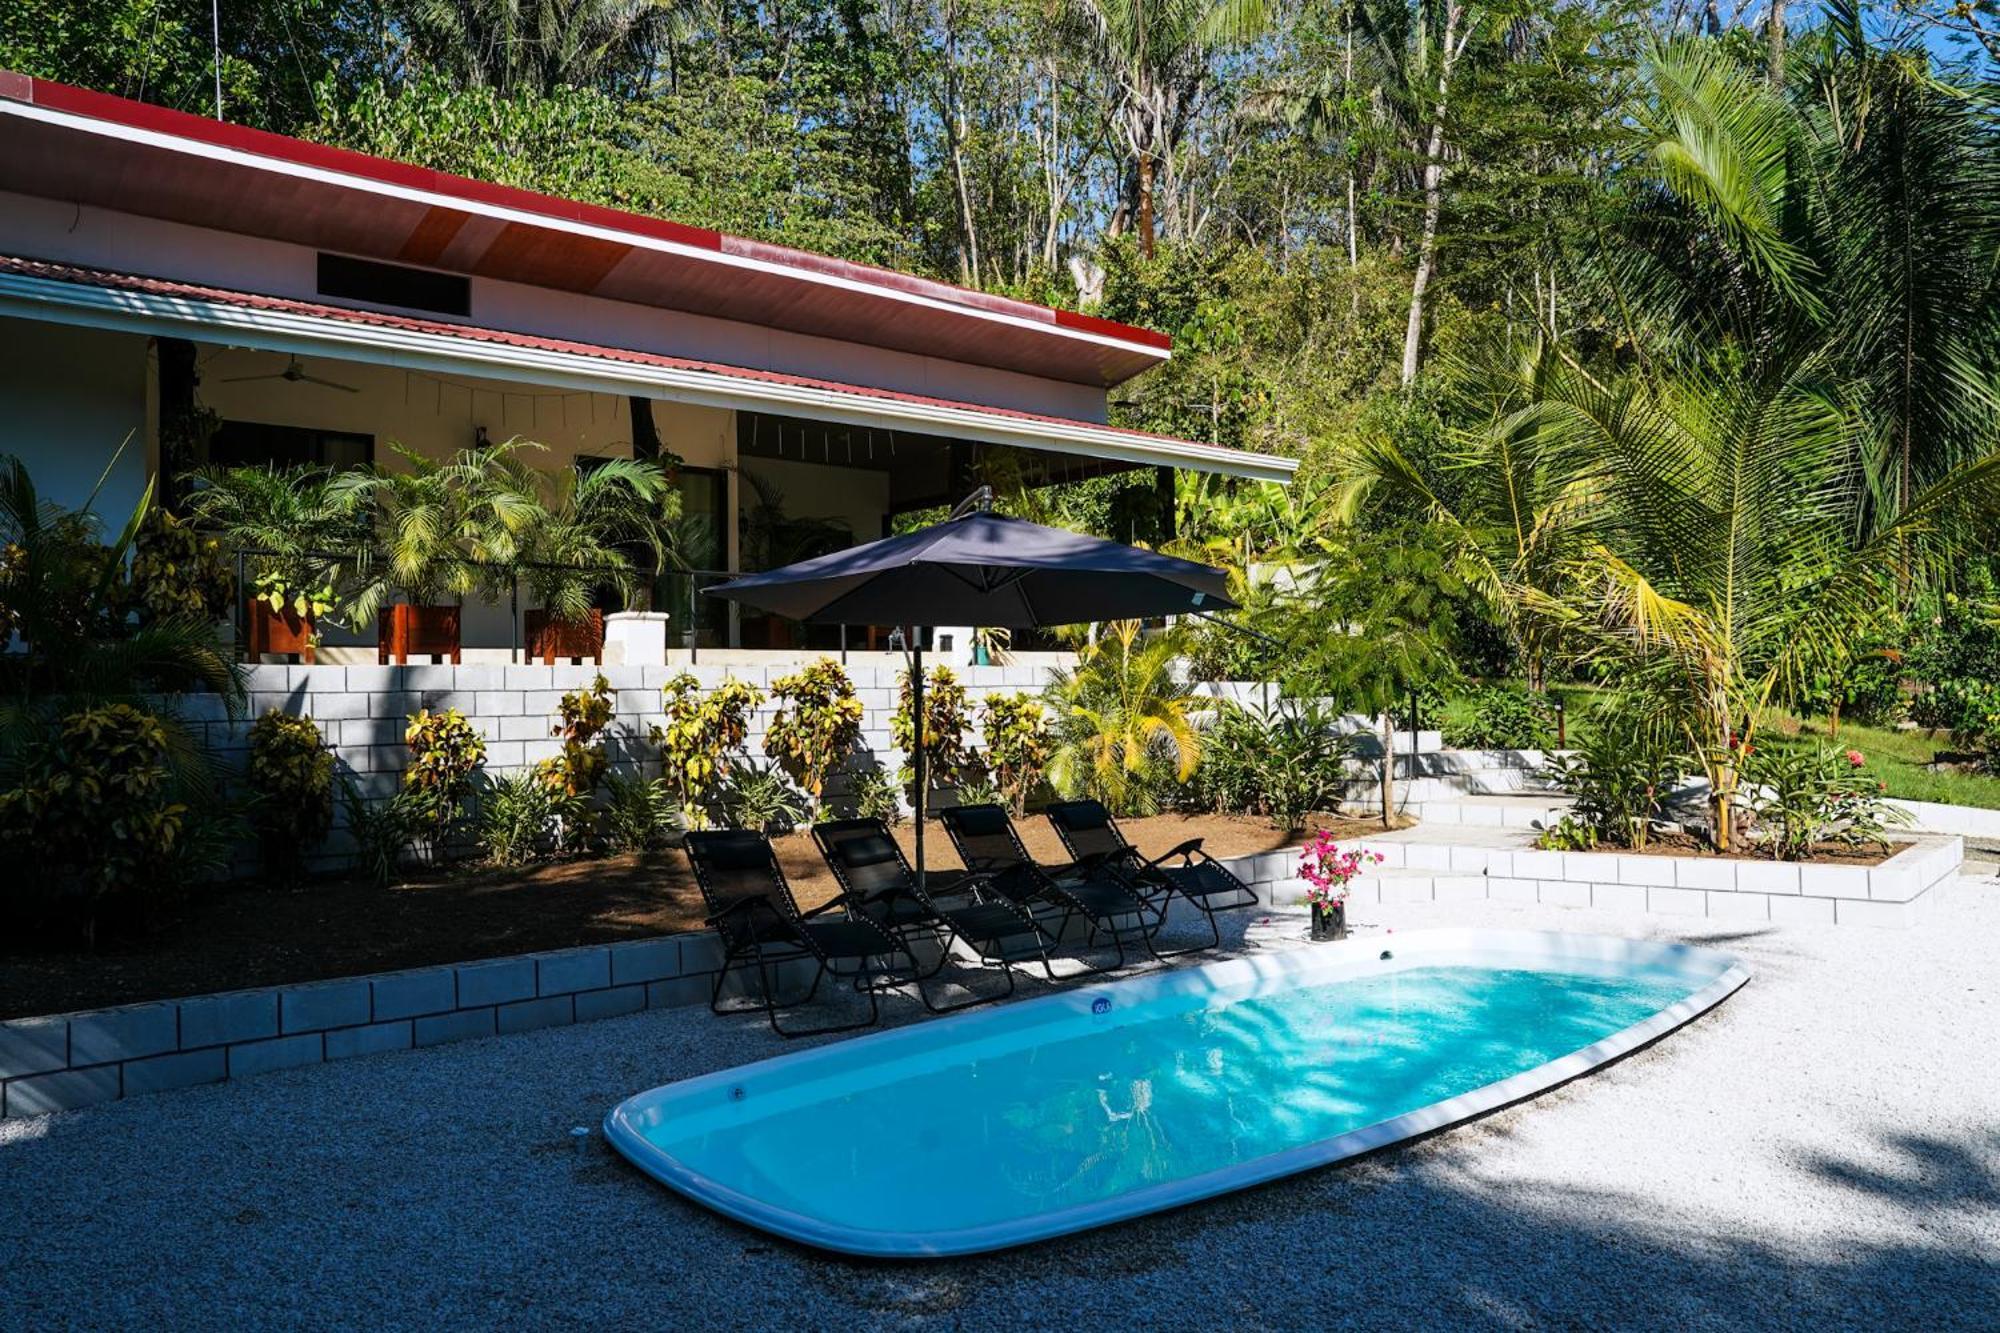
(798, 1129), (2000, 1330)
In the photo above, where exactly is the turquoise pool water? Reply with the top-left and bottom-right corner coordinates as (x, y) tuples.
(606, 931), (1746, 1255)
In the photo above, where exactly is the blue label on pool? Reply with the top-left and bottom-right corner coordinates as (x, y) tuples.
(605, 929), (1747, 1257)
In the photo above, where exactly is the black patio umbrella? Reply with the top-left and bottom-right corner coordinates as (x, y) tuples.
(705, 491), (1236, 884)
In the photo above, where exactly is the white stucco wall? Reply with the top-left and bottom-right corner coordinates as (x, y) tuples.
(0, 316), (150, 522)
(0, 190), (1110, 422)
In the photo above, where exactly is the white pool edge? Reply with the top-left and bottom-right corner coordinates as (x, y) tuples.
(603, 929), (1751, 1258)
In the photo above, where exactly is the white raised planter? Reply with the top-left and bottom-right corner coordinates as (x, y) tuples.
(603, 611), (671, 665)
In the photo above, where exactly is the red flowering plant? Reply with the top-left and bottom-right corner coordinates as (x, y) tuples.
(1298, 831), (1384, 909)
(1741, 744), (1906, 860)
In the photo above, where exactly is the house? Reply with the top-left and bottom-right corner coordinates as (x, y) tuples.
(0, 71), (1294, 662)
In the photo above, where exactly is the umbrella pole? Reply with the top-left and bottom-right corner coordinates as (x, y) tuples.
(911, 628), (926, 892)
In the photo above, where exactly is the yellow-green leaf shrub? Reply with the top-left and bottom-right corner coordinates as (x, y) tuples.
(765, 658), (864, 814)
(248, 711), (334, 874)
(0, 704), (186, 930)
(402, 707), (486, 855)
(650, 673), (764, 828)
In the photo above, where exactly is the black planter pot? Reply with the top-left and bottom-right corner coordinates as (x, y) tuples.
(1310, 901), (1348, 942)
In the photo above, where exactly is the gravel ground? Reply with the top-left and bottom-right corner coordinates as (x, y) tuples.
(3, 879), (1997, 1332)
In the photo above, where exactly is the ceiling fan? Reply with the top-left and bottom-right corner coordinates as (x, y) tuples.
(221, 355), (359, 393)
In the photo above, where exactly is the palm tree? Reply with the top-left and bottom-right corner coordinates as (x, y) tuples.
(1063, 0), (1274, 256)
(516, 455), (676, 621)
(1487, 350), (2000, 849)
(182, 461), (372, 619)
(1045, 619), (1201, 814)
(396, 0), (676, 95)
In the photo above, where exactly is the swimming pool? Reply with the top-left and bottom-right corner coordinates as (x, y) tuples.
(604, 929), (1749, 1257)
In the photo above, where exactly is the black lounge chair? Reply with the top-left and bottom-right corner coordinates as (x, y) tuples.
(936, 803), (1160, 973)
(812, 818), (1055, 1009)
(1044, 800), (1260, 956)
(682, 829), (918, 1038)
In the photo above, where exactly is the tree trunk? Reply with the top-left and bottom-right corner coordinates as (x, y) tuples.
(1380, 710), (1396, 828)
(1344, 5), (1359, 273)
(629, 395), (662, 460)
(1767, 0), (1786, 86)
(156, 336), (201, 508)
(1400, 1), (1467, 387)
(1137, 150), (1157, 259)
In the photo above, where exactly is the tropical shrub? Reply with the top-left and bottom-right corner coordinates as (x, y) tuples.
(765, 658), (864, 815)
(600, 772), (684, 854)
(127, 508), (232, 624)
(183, 462), (367, 624)
(247, 711), (333, 876)
(338, 779), (418, 887)
(652, 673), (764, 827)
(537, 673), (616, 798)
(1540, 697), (1685, 850)
(951, 773), (1006, 809)
(1297, 833), (1384, 909)
(1192, 701), (1352, 833)
(1046, 621), (1199, 817)
(0, 704), (188, 936)
(1441, 686), (1556, 751)
(848, 762), (902, 826)
(979, 692), (1048, 814)
(891, 664), (977, 799)
(401, 708), (486, 858)
(723, 763), (808, 835)
(1742, 745), (1903, 860)
(476, 771), (586, 867)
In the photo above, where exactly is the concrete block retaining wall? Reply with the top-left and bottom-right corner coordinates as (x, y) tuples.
(1291, 834), (1965, 930)
(1, 847), (1307, 1119)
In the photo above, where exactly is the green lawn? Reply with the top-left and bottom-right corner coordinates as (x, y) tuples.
(1436, 682), (2000, 812)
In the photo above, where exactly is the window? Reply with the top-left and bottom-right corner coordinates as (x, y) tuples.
(317, 253), (470, 317)
(209, 421), (372, 470)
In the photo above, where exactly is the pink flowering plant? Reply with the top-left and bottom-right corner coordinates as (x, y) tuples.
(1298, 831), (1383, 909)
(1742, 743), (1905, 860)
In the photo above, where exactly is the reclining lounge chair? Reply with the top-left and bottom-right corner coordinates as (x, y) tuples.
(682, 829), (919, 1038)
(1044, 799), (1259, 956)
(812, 817), (1055, 1009)
(936, 803), (1160, 973)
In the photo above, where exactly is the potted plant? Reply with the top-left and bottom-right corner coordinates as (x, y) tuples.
(345, 443), (536, 664)
(516, 454), (675, 664)
(182, 464), (368, 665)
(1298, 831), (1383, 941)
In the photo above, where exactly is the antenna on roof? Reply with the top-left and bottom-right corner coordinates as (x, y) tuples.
(210, 0), (223, 119)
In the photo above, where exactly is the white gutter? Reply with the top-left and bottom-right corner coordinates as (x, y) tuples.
(0, 98), (1172, 368)
(0, 271), (1297, 484)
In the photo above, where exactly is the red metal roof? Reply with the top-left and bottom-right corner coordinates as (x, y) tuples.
(0, 254), (1295, 482)
(0, 71), (1170, 389)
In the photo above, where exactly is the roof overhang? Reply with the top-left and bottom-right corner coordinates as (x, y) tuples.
(0, 258), (1296, 485)
(0, 72), (1172, 389)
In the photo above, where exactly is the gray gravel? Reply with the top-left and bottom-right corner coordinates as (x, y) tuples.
(4, 879), (1997, 1332)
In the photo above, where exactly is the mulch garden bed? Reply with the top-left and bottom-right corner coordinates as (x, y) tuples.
(0, 812), (1390, 1021)
(1603, 829), (1893, 865)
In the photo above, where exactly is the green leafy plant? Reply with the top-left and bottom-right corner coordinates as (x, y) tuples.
(127, 507), (233, 624)
(1542, 696), (1685, 850)
(892, 664), (978, 800)
(537, 673), (616, 798)
(247, 711), (333, 877)
(183, 462), (367, 625)
(651, 673), (765, 827)
(476, 770), (585, 867)
(848, 762), (902, 826)
(764, 658), (865, 816)
(1532, 814), (1599, 852)
(0, 704), (189, 940)
(1194, 701), (1353, 833)
(1441, 686), (1556, 751)
(979, 692), (1049, 814)
(1045, 621), (1200, 817)
(723, 763), (809, 835)
(1743, 745), (1904, 860)
(401, 708), (487, 859)
(600, 772), (685, 854)
(338, 778), (419, 888)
